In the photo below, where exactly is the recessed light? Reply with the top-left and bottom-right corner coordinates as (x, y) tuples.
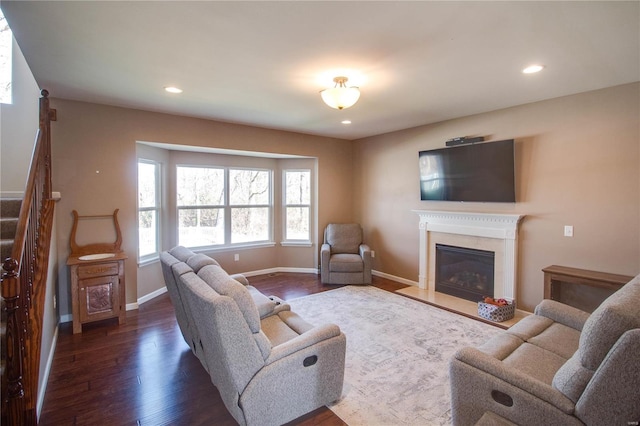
(522, 65), (544, 74)
(164, 86), (183, 94)
(341, 120), (352, 125)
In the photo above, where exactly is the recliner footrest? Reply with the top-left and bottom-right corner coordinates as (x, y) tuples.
(475, 412), (517, 426)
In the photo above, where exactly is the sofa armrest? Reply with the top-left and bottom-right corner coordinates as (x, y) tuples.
(453, 347), (575, 414)
(230, 273), (249, 286)
(359, 244), (372, 261)
(265, 324), (343, 365)
(321, 243), (331, 276)
(534, 299), (590, 331)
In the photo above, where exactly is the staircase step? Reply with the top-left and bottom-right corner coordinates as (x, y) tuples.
(1, 239), (14, 262)
(0, 198), (22, 218)
(0, 218), (18, 240)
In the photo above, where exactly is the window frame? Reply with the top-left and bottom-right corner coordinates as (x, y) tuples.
(137, 159), (161, 264)
(228, 167), (273, 245)
(176, 164), (274, 250)
(282, 168), (312, 245)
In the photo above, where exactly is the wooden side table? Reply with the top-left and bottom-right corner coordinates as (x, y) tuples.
(68, 253), (127, 334)
(542, 265), (632, 313)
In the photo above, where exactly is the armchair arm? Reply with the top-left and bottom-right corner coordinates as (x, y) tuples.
(229, 273), (249, 286)
(452, 347), (575, 414)
(321, 243), (331, 278)
(534, 299), (590, 331)
(265, 324), (343, 365)
(360, 244), (372, 284)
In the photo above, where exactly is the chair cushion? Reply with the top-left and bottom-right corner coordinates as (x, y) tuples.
(528, 322), (581, 360)
(329, 253), (364, 272)
(197, 265), (261, 333)
(502, 342), (567, 385)
(552, 351), (594, 403)
(169, 245), (195, 262)
(326, 223), (362, 254)
(186, 253), (219, 272)
(579, 275), (640, 370)
(261, 314), (301, 346)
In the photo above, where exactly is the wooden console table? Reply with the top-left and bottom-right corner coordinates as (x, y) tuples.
(543, 265), (633, 313)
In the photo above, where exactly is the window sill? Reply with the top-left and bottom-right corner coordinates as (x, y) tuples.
(138, 256), (159, 268)
(280, 241), (313, 247)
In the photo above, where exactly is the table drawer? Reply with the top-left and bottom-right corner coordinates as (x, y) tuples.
(78, 262), (119, 279)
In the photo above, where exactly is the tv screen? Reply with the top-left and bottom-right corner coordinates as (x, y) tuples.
(419, 139), (516, 202)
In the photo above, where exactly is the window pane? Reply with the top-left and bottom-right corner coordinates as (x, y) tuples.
(231, 207), (269, 243)
(0, 11), (12, 104)
(285, 207), (309, 240)
(285, 171), (310, 205)
(138, 162), (157, 208)
(229, 169), (270, 205)
(178, 208), (224, 247)
(138, 211), (157, 257)
(177, 167), (224, 206)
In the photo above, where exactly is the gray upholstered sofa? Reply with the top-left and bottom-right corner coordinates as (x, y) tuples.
(449, 273), (640, 425)
(321, 223), (372, 284)
(160, 246), (346, 426)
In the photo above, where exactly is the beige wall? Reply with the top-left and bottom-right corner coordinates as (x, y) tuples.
(51, 100), (352, 317)
(51, 82), (639, 316)
(353, 82), (640, 311)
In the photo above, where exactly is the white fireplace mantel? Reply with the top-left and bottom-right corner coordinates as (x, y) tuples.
(413, 210), (525, 301)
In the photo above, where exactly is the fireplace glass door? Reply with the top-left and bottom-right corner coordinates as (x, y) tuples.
(435, 244), (495, 302)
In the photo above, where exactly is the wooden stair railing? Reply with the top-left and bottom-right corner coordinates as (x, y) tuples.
(1, 90), (56, 425)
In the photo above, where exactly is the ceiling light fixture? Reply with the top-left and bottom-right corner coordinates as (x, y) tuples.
(320, 76), (360, 110)
(341, 120), (352, 125)
(164, 86), (183, 94)
(522, 65), (544, 74)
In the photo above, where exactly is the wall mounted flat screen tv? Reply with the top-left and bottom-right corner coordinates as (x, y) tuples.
(419, 139), (516, 202)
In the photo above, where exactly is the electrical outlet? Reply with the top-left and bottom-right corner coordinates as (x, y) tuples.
(564, 225), (574, 237)
(53, 295), (57, 309)
(234, 253), (240, 261)
(371, 250), (376, 258)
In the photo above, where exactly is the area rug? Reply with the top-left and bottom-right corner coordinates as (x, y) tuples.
(287, 286), (501, 425)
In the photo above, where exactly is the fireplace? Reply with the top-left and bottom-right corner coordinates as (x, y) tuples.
(413, 210), (525, 302)
(435, 244), (494, 302)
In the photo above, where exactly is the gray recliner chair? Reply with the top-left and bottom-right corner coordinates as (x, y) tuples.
(449, 273), (640, 426)
(321, 223), (372, 284)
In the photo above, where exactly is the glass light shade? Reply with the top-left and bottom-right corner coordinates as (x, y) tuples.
(320, 86), (360, 110)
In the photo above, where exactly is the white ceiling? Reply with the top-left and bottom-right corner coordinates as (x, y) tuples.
(2, 1), (639, 140)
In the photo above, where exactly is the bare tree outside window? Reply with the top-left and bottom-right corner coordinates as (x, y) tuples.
(177, 166), (225, 247)
(176, 166), (272, 248)
(138, 160), (160, 259)
(230, 169), (270, 243)
(284, 170), (311, 241)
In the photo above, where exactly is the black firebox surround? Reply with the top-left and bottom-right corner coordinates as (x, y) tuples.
(435, 244), (495, 302)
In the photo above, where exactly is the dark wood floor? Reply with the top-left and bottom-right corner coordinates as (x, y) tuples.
(39, 273), (408, 425)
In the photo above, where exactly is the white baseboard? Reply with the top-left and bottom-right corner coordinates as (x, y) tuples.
(37, 324), (58, 420)
(60, 313), (72, 323)
(372, 270), (418, 287)
(126, 302), (139, 311)
(137, 286), (167, 305)
(243, 267), (318, 277)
